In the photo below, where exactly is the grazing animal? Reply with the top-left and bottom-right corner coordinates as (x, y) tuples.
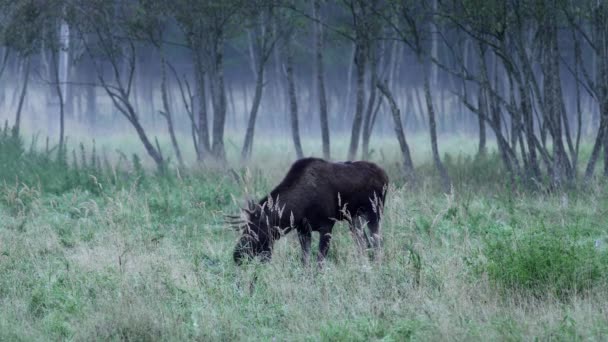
(229, 157), (389, 266)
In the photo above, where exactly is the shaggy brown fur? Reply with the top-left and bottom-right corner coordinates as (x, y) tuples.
(233, 157), (389, 266)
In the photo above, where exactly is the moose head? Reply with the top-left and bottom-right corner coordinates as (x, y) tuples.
(227, 196), (287, 265)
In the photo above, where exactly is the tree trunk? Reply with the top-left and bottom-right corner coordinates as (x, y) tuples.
(511, 25), (543, 181)
(193, 45), (210, 160)
(585, 2), (608, 179)
(285, 37), (304, 159)
(13, 56), (31, 136)
(362, 42), (379, 159)
(584, 117), (605, 181)
(242, 12), (273, 162)
(211, 29), (227, 162)
(599, 9), (608, 177)
(343, 42), (356, 123)
(387, 40), (399, 91)
(477, 86), (487, 156)
(422, 57), (451, 192)
(228, 82), (238, 130)
(171, 60), (200, 160)
(602, 104), (608, 177)
(584, 4), (607, 180)
(541, 11), (572, 186)
(479, 46), (518, 177)
(572, 30), (583, 173)
(160, 51), (184, 168)
(59, 19), (74, 121)
(133, 116), (164, 169)
(51, 48), (65, 153)
(313, 0), (330, 159)
(272, 17), (286, 122)
(347, 41), (366, 160)
(518, 72), (542, 180)
(103, 83), (165, 170)
(377, 80), (415, 182)
(241, 62), (265, 161)
(86, 79), (96, 129)
(78, 14), (166, 172)
(508, 70), (529, 173)
(142, 64), (156, 127)
(414, 88), (426, 130)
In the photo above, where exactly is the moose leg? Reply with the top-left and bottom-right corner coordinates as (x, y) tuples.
(317, 226), (333, 267)
(349, 216), (369, 254)
(367, 216), (382, 260)
(297, 228), (312, 267)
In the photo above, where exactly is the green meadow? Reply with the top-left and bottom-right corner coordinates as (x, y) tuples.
(1, 128), (608, 341)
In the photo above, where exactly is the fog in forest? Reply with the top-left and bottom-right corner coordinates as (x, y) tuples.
(1, 0), (607, 187)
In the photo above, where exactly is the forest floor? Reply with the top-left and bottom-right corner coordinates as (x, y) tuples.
(1, 131), (608, 341)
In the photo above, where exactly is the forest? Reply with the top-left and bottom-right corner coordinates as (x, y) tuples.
(1, 0), (608, 340)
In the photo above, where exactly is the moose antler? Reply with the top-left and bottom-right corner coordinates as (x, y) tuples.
(224, 213), (246, 231)
(224, 194), (258, 231)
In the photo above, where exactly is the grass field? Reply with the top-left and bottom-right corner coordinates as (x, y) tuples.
(1, 128), (608, 341)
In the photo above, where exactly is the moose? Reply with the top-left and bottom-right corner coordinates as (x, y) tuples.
(228, 157), (389, 266)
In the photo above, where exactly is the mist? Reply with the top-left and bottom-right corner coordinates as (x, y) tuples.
(0, 0), (605, 187)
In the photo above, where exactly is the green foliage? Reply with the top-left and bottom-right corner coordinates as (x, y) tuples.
(131, 153), (145, 185)
(2, 131), (608, 340)
(443, 152), (509, 190)
(482, 227), (608, 298)
(1, 1), (44, 54)
(1, 127), (56, 191)
(0, 127), (187, 197)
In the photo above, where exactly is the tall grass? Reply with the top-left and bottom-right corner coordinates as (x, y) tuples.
(1, 130), (608, 340)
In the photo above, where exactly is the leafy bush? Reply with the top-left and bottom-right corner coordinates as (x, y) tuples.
(443, 152), (509, 190)
(0, 125), (77, 193)
(319, 317), (426, 341)
(0, 125), (141, 195)
(482, 228), (608, 298)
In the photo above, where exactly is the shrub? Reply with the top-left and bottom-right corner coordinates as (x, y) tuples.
(482, 228), (608, 299)
(0, 126), (76, 193)
(0, 126), (137, 195)
(443, 152), (507, 189)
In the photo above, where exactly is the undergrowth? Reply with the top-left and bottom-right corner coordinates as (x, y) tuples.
(1, 129), (608, 340)
(481, 227), (608, 299)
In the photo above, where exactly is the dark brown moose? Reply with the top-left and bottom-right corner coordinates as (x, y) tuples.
(228, 158), (389, 266)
